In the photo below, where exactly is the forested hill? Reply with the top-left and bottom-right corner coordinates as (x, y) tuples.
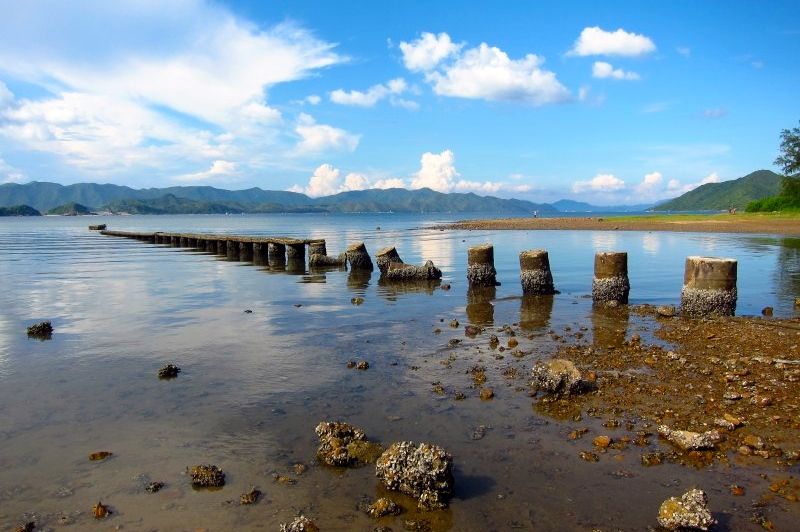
(652, 170), (782, 211)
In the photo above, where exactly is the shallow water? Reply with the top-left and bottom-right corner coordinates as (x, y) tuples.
(1, 214), (799, 531)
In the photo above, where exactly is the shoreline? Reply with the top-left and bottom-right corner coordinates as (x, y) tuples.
(434, 213), (800, 235)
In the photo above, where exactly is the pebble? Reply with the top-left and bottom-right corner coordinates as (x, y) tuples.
(593, 435), (612, 448)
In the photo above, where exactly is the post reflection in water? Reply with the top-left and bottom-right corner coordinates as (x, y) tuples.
(519, 294), (554, 333)
(377, 278), (442, 302)
(286, 257), (306, 274)
(347, 270), (372, 292)
(591, 303), (630, 348)
(466, 285), (496, 326)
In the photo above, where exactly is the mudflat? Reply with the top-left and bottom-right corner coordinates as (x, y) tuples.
(436, 213), (800, 235)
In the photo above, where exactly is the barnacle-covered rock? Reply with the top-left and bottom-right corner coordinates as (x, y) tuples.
(315, 421), (382, 466)
(366, 497), (402, 517)
(530, 359), (585, 397)
(240, 487), (260, 505)
(188, 464), (225, 487)
(658, 425), (722, 451)
(375, 441), (454, 510)
(26, 321), (53, 339)
(657, 488), (716, 530)
(280, 515), (319, 532)
(158, 364), (181, 379)
(383, 261), (442, 281)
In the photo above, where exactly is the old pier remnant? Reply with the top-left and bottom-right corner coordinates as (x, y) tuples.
(346, 242), (374, 271)
(385, 260), (442, 281)
(680, 256), (737, 317)
(226, 239), (240, 261)
(592, 251), (630, 304)
(308, 240), (346, 267)
(239, 241), (254, 262)
(467, 244), (497, 287)
(519, 249), (556, 295)
(376, 246), (403, 275)
(253, 242), (268, 264)
(268, 242), (286, 267)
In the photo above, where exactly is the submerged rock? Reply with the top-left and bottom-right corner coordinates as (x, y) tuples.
(365, 497), (402, 518)
(375, 441), (454, 510)
(657, 488), (716, 530)
(658, 425), (722, 451)
(239, 487), (261, 505)
(26, 321), (53, 339)
(315, 421), (382, 466)
(530, 359), (585, 397)
(158, 364), (181, 379)
(656, 305), (677, 317)
(89, 451), (113, 461)
(280, 515), (320, 532)
(145, 481), (165, 493)
(188, 464), (225, 487)
(93, 500), (110, 519)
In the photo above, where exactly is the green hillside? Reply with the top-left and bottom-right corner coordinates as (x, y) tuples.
(653, 170), (781, 211)
(46, 202), (94, 215)
(0, 204), (41, 216)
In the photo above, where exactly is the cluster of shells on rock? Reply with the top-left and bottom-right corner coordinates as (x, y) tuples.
(26, 321), (53, 339)
(188, 464), (225, 487)
(157, 364), (181, 379)
(374, 440), (454, 510)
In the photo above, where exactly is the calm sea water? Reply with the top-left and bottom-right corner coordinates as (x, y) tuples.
(1, 213), (798, 531)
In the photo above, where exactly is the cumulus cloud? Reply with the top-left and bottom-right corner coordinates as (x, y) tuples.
(399, 32), (569, 105)
(592, 61), (640, 80)
(0, 1), (348, 180)
(294, 113), (360, 153)
(635, 171), (663, 194)
(572, 173), (627, 193)
(305, 95), (321, 105)
(289, 150), (530, 196)
(569, 27), (656, 57)
(666, 172), (722, 196)
(399, 32), (462, 72)
(174, 160), (237, 182)
(330, 78), (414, 108)
(0, 81), (12, 108)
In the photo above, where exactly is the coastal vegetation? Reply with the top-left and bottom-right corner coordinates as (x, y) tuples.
(747, 121), (800, 212)
(46, 202), (94, 215)
(0, 204), (41, 216)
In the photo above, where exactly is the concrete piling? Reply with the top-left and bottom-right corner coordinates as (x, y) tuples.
(467, 244), (497, 287)
(180, 237), (189, 247)
(308, 240), (327, 257)
(519, 249), (556, 295)
(268, 243), (286, 268)
(309, 240), (346, 268)
(346, 242), (374, 271)
(239, 241), (254, 262)
(253, 242), (269, 265)
(205, 239), (217, 253)
(171, 236), (180, 247)
(680, 256), (737, 316)
(592, 252), (629, 304)
(217, 239), (227, 256)
(376, 246), (403, 275)
(227, 239), (240, 261)
(286, 243), (305, 263)
(384, 260), (442, 281)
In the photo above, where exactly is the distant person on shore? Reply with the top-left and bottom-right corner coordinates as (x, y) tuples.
(533, 210), (538, 218)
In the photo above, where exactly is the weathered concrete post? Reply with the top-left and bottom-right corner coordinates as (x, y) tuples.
(376, 246), (403, 275)
(308, 240), (327, 257)
(287, 242), (305, 263)
(268, 243), (286, 268)
(187, 237), (197, 248)
(680, 256), (737, 316)
(227, 239), (240, 260)
(519, 249), (556, 295)
(216, 240), (227, 256)
(346, 242), (374, 271)
(180, 236), (189, 247)
(239, 241), (254, 261)
(253, 242), (269, 265)
(171, 235), (180, 247)
(467, 244), (497, 287)
(592, 252), (629, 304)
(153, 234), (161, 244)
(205, 239), (217, 253)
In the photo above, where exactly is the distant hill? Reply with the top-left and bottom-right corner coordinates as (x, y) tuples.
(47, 202), (94, 215)
(553, 199), (653, 213)
(0, 204), (41, 216)
(0, 181), (558, 214)
(653, 170), (781, 211)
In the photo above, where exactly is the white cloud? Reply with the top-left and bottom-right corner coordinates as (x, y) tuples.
(174, 160), (237, 182)
(0, 1), (348, 180)
(290, 165), (372, 197)
(373, 178), (406, 189)
(0, 155), (25, 183)
(667, 172), (722, 196)
(569, 27), (656, 57)
(342, 172), (370, 191)
(330, 77), (414, 108)
(703, 108), (727, 119)
(592, 61), (640, 80)
(305, 95), (321, 105)
(422, 41), (570, 105)
(0, 81), (13, 108)
(572, 173), (626, 193)
(294, 113), (360, 153)
(399, 32), (462, 72)
(410, 149), (459, 191)
(635, 171), (663, 194)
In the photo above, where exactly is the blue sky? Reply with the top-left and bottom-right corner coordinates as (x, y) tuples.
(0, 0), (798, 204)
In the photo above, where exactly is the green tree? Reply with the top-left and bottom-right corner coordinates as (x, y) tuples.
(776, 121), (800, 200)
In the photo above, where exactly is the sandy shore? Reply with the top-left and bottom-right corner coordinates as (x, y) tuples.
(435, 213), (800, 235)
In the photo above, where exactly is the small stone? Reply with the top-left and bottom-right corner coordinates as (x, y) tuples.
(89, 451), (113, 461)
(730, 485), (745, 496)
(569, 428), (589, 440)
(656, 305), (676, 317)
(464, 325), (481, 337)
(93, 501), (110, 519)
(146, 481), (165, 493)
(743, 434), (765, 450)
(738, 445), (753, 456)
(580, 451), (599, 462)
(480, 388), (494, 400)
(15, 522), (35, 532)
(294, 463), (307, 475)
(366, 497), (401, 518)
(508, 338), (519, 348)
(158, 364), (181, 379)
(346, 360), (356, 369)
(723, 392), (742, 400)
(357, 361), (370, 370)
(530, 359), (584, 397)
(239, 487), (260, 505)
(657, 489), (715, 530)
(593, 435), (612, 448)
(449, 319), (459, 328)
(714, 418), (735, 430)
(658, 425), (722, 450)
(26, 321), (53, 339)
(375, 441), (454, 509)
(762, 306), (774, 316)
(641, 452), (665, 466)
(280, 515), (319, 532)
(351, 297), (365, 305)
(188, 464), (225, 487)
(723, 413), (743, 427)
(441, 283), (451, 290)
(243, 309), (253, 314)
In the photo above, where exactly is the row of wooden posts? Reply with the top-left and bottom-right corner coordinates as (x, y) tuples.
(99, 230), (738, 317)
